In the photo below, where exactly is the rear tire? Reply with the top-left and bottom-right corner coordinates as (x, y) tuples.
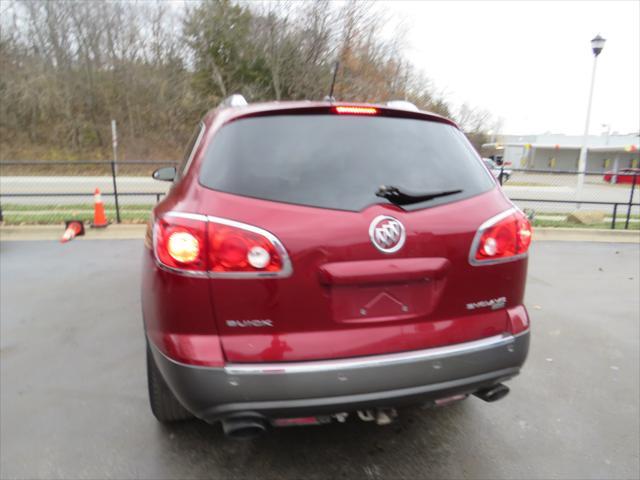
(147, 343), (193, 423)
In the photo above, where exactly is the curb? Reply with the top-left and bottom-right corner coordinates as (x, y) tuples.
(0, 224), (146, 241)
(0, 224), (638, 243)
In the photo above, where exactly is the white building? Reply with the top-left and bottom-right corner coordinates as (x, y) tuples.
(482, 133), (639, 172)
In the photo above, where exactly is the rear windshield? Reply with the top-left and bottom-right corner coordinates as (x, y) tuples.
(199, 114), (494, 211)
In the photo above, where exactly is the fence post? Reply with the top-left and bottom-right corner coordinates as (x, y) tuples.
(625, 174), (638, 230)
(110, 160), (121, 224)
(111, 120), (118, 175)
(611, 204), (617, 230)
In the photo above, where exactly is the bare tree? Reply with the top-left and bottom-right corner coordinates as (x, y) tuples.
(0, 0), (494, 160)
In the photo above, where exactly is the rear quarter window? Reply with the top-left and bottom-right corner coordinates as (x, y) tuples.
(199, 114), (494, 211)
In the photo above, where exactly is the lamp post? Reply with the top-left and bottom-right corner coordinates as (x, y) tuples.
(576, 34), (606, 205)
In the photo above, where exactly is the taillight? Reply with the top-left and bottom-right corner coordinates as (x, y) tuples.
(154, 215), (207, 272)
(333, 106), (378, 115)
(153, 213), (291, 277)
(207, 220), (284, 273)
(168, 232), (200, 263)
(470, 209), (532, 265)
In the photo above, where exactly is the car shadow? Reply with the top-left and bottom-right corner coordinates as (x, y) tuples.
(153, 402), (473, 478)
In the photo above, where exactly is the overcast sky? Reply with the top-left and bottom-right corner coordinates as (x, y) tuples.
(385, 0), (640, 136)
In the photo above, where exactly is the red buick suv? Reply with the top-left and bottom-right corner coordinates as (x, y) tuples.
(142, 97), (531, 437)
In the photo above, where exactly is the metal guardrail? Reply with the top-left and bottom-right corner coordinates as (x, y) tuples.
(1, 161), (638, 229)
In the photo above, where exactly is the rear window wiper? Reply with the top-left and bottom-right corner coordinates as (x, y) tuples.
(375, 185), (463, 206)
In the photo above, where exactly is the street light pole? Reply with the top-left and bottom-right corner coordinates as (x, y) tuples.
(576, 35), (606, 205)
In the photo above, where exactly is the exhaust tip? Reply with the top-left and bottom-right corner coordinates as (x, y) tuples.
(222, 416), (267, 439)
(473, 383), (510, 403)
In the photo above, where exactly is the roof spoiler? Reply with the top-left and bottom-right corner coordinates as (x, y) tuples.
(385, 100), (419, 111)
(220, 94), (248, 108)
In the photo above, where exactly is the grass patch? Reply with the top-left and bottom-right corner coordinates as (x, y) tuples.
(532, 211), (640, 219)
(1, 203), (152, 224)
(3, 211), (149, 225)
(2, 203), (155, 211)
(532, 218), (640, 230)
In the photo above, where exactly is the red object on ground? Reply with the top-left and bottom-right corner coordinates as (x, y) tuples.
(60, 220), (85, 243)
(92, 188), (108, 227)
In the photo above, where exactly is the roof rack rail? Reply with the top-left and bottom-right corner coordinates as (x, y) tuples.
(220, 94), (248, 108)
(385, 100), (419, 111)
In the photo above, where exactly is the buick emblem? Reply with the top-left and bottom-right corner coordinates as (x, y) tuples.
(369, 215), (406, 253)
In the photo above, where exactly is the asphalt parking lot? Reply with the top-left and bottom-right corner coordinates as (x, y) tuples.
(1, 240), (639, 479)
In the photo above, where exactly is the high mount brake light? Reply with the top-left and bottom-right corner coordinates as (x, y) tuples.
(470, 209), (532, 265)
(333, 106), (378, 115)
(153, 213), (291, 277)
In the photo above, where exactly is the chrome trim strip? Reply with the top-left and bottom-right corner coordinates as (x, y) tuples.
(182, 123), (206, 176)
(165, 211), (208, 222)
(468, 207), (529, 266)
(224, 334), (514, 375)
(153, 211), (293, 279)
(513, 328), (530, 339)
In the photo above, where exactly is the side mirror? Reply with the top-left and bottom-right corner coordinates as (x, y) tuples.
(152, 167), (176, 182)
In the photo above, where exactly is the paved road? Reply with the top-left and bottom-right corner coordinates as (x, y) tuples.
(1, 240), (639, 479)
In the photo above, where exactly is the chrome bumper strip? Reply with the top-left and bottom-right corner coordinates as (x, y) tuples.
(225, 333), (517, 375)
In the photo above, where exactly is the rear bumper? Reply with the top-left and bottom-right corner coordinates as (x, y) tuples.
(149, 331), (529, 422)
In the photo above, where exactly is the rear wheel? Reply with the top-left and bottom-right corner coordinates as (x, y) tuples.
(146, 343), (193, 423)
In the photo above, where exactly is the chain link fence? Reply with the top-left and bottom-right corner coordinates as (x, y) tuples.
(495, 167), (639, 230)
(1, 161), (638, 229)
(0, 161), (176, 225)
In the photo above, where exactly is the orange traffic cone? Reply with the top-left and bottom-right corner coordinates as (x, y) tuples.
(91, 188), (108, 228)
(60, 220), (85, 243)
